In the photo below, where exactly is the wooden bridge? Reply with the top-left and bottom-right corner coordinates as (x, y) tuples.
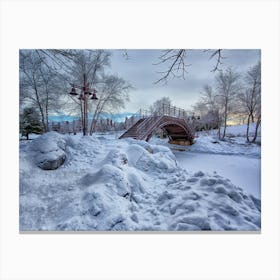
(119, 106), (196, 144)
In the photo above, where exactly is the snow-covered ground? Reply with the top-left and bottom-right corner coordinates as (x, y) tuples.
(150, 124), (261, 198)
(19, 124), (261, 231)
(173, 152), (260, 198)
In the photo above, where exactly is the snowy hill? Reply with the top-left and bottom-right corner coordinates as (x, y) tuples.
(19, 131), (261, 231)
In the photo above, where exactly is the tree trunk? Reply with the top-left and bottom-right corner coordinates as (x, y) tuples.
(246, 114), (251, 142)
(80, 102), (84, 132)
(222, 110), (227, 139)
(31, 71), (47, 133)
(45, 98), (49, 132)
(89, 100), (101, 135)
(252, 115), (261, 143)
(218, 118), (221, 139)
(34, 85), (47, 133)
(90, 97), (107, 135)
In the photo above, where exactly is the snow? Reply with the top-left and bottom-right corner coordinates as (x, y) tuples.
(19, 133), (41, 140)
(173, 152), (260, 198)
(19, 125), (261, 231)
(187, 134), (260, 157)
(29, 132), (67, 168)
(150, 123), (261, 198)
(221, 123), (261, 137)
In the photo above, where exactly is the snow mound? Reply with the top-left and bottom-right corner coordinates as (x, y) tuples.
(29, 132), (67, 170)
(20, 133), (261, 231)
(125, 143), (177, 173)
(30, 131), (67, 153)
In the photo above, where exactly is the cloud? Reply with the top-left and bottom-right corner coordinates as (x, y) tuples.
(108, 49), (260, 112)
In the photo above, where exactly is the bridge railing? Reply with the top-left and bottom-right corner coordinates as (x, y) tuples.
(151, 104), (189, 119)
(124, 104), (200, 129)
(136, 115), (161, 139)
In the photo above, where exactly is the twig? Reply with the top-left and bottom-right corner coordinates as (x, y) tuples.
(154, 49), (191, 84)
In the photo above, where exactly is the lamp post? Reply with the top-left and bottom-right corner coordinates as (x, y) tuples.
(68, 73), (98, 136)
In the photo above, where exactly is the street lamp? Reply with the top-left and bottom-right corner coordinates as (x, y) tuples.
(68, 73), (98, 136)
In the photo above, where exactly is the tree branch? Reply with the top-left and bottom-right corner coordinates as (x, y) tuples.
(154, 49), (191, 84)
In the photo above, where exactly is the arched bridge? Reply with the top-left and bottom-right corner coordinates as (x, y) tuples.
(119, 114), (195, 144)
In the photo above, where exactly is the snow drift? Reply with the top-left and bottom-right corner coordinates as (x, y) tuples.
(19, 132), (261, 231)
(30, 132), (67, 170)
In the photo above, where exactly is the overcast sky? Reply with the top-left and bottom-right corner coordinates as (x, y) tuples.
(107, 49), (260, 113)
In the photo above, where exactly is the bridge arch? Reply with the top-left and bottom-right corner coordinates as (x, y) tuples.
(119, 115), (194, 144)
(145, 118), (194, 143)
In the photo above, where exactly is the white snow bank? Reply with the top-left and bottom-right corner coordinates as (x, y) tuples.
(189, 135), (260, 157)
(223, 123), (261, 137)
(174, 151), (261, 199)
(188, 123), (261, 156)
(19, 133), (261, 231)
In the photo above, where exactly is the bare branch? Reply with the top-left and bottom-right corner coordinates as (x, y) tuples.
(207, 49), (224, 72)
(154, 49), (191, 84)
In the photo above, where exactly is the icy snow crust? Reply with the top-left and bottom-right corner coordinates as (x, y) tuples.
(20, 132), (261, 231)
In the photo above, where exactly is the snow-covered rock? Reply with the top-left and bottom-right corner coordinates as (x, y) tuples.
(30, 132), (67, 170)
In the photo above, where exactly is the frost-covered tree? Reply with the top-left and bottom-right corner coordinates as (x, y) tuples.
(149, 97), (172, 115)
(215, 68), (241, 139)
(67, 49), (110, 87)
(19, 49), (132, 136)
(238, 62), (261, 142)
(65, 50), (131, 135)
(20, 107), (42, 140)
(65, 49), (111, 135)
(20, 50), (64, 132)
(193, 85), (222, 133)
(89, 74), (131, 134)
(192, 101), (208, 117)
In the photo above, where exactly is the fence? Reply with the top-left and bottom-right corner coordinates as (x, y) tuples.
(48, 104), (201, 134)
(49, 118), (125, 134)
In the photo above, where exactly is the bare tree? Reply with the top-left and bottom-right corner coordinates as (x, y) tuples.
(192, 101), (208, 117)
(200, 85), (217, 112)
(65, 50), (111, 134)
(68, 49), (110, 86)
(20, 50), (63, 132)
(215, 68), (241, 139)
(149, 97), (172, 115)
(19, 49), (132, 136)
(238, 62), (261, 142)
(193, 85), (222, 134)
(155, 49), (224, 84)
(89, 75), (131, 134)
(252, 102), (261, 143)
